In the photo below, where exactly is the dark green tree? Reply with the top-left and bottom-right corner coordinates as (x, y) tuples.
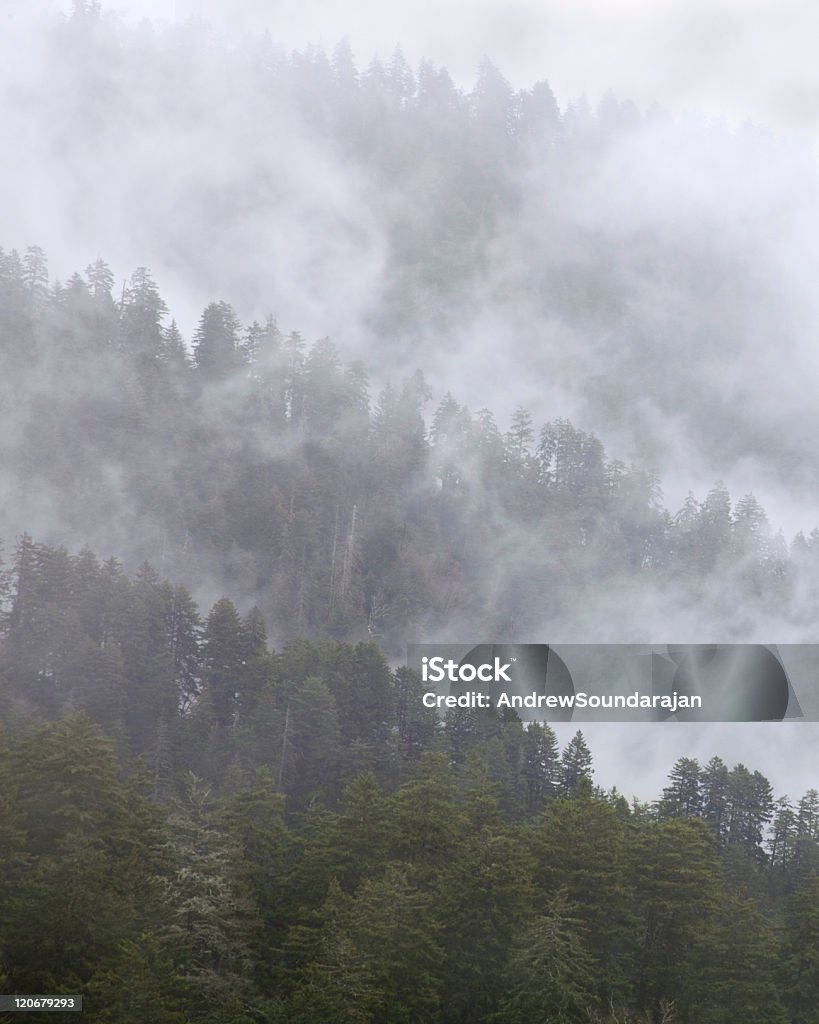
(560, 730), (594, 795)
(781, 870), (819, 1024)
(200, 597), (245, 732)
(495, 889), (598, 1024)
(658, 757), (702, 819)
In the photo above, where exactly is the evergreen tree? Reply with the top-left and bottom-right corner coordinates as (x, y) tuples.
(701, 755), (731, 842)
(162, 773), (261, 1019)
(303, 337), (346, 436)
(659, 757), (702, 819)
(119, 267), (168, 367)
(438, 825), (535, 1021)
(632, 818), (723, 1021)
(701, 892), (787, 1024)
(192, 301), (244, 379)
(200, 597), (245, 732)
(495, 889), (598, 1024)
(725, 763), (774, 860)
(504, 407), (534, 468)
(769, 795), (799, 879)
(278, 675), (342, 802)
(533, 788), (635, 1005)
(516, 79), (561, 154)
(0, 715), (164, 995)
(560, 730), (594, 795)
(781, 870), (819, 1024)
(520, 720), (561, 811)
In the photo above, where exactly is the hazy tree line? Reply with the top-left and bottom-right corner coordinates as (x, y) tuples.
(16, 1), (808, 499)
(0, 547), (818, 1022)
(1, 244), (817, 649)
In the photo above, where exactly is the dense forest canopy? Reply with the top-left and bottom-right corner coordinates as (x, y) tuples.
(1, 544), (818, 1023)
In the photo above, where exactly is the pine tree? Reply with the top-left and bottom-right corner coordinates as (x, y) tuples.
(533, 787), (635, 1006)
(701, 755), (731, 842)
(516, 79), (561, 155)
(769, 796), (799, 878)
(701, 892), (788, 1024)
(386, 47), (415, 107)
(697, 482), (733, 569)
(632, 818), (723, 1021)
(236, 607), (271, 720)
(334, 771), (392, 891)
(781, 870), (819, 1024)
(505, 407), (534, 467)
(659, 757), (702, 819)
(520, 721), (561, 811)
(725, 763), (774, 860)
(0, 715), (164, 994)
(560, 730), (594, 795)
(119, 267), (168, 368)
(192, 301), (244, 379)
(439, 825), (536, 1021)
(87, 933), (187, 1024)
(222, 767), (291, 987)
(200, 597), (245, 732)
(495, 889), (598, 1024)
(285, 868), (443, 1024)
(278, 676), (342, 802)
(163, 583), (202, 712)
(161, 773), (260, 1019)
(388, 752), (464, 872)
(303, 337), (345, 436)
(23, 246), (49, 309)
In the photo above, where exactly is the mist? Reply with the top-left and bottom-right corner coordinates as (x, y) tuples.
(3, 1), (819, 802)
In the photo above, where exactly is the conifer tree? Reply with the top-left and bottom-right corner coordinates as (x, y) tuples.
(192, 301), (244, 379)
(495, 889), (598, 1024)
(560, 730), (594, 795)
(659, 756), (702, 819)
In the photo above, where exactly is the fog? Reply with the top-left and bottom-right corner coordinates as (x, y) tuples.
(44, 0), (819, 138)
(3, 0), (819, 803)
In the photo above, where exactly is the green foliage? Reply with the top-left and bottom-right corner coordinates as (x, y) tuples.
(160, 773), (262, 1019)
(699, 892), (787, 1024)
(533, 789), (636, 1005)
(560, 729), (594, 795)
(782, 871), (819, 1024)
(658, 757), (701, 819)
(0, 544), (817, 1023)
(494, 889), (598, 1024)
(438, 826), (536, 1020)
(286, 870), (443, 1023)
(0, 715), (165, 994)
(87, 933), (187, 1024)
(632, 818), (723, 1020)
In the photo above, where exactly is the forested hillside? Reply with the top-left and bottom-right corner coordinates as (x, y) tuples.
(4, 5), (819, 1022)
(6, 1), (819, 545)
(2, 246), (818, 648)
(0, 547), (817, 1022)
(4, 4), (819, 645)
